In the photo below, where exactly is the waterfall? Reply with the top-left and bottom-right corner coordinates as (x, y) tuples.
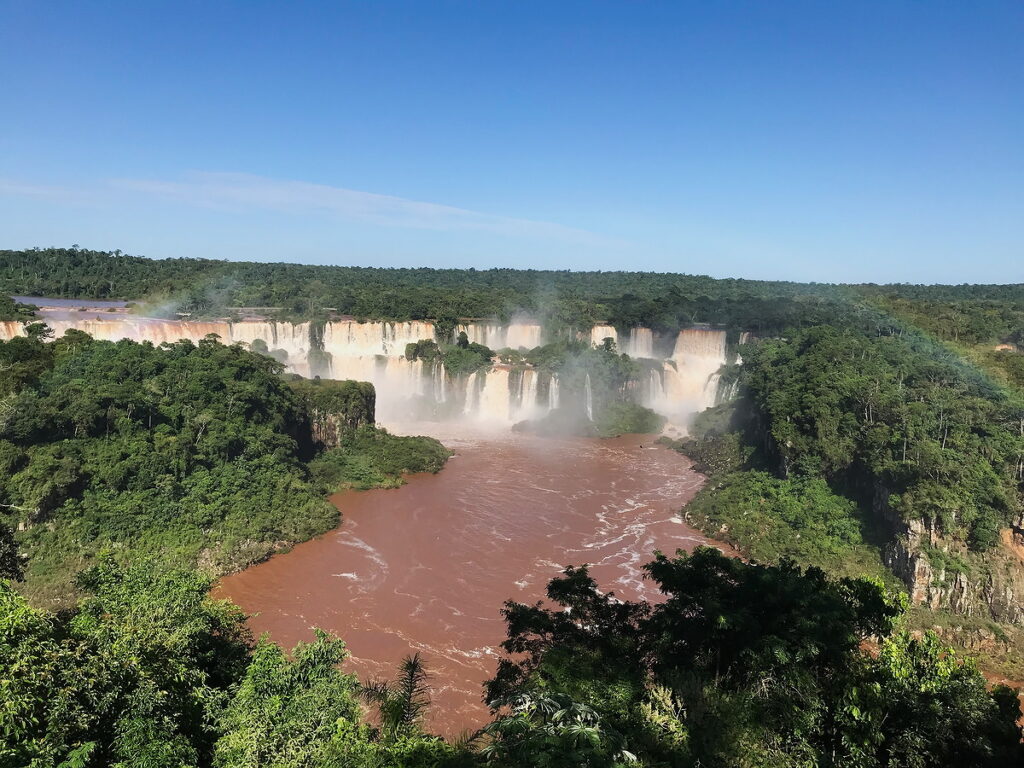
(7, 310), (738, 427)
(645, 368), (665, 406)
(436, 363), (448, 403)
(548, 376), (560, 410)
(477, 368), (512, 423)
(0, 321), (24, 340)
(462, 372), (480, 415)
(584, 373), (594, 421)
(704, 373), (722, 405)
(625, 327), (654, 358)
(662, 328), (729, 415)
(458, 321), (543, 350)
(506, 323), (543, 350)
(590, 325), (617, 348)
(517, 369), (541, 420)
(672, 328), (728, 360)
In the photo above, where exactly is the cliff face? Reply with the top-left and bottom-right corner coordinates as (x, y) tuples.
(290, 379), (376, 450)
(878, 486), (1024, 624)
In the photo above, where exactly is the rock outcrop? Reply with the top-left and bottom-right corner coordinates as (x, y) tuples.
(879, 485), (1024, 624)
(290, 379), (376, 450)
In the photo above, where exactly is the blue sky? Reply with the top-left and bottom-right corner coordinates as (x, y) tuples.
(1, 1), (1021, 283)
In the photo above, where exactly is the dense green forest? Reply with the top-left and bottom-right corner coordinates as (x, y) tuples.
(0, 327), (448, 603)
(743, 326), (1023, 550)
(669, 316), (1024, 676)
(5, 248), (1024, 336)
(0, 246), (955, 334)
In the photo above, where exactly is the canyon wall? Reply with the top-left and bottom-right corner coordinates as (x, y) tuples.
(0, 314), (730, 427)
(877, 486), (1024, 625)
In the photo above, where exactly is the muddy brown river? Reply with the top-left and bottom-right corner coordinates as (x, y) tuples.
(217, 428), (717, 734)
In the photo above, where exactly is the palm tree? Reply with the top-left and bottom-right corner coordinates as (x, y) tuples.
(360, 652), (432, 740)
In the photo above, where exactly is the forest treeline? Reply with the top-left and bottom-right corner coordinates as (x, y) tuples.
(0, 325), (448, 602)
(12, 246), (1024, 336)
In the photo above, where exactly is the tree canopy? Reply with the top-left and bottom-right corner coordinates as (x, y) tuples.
(0, 328), (448, 602)
(2, 549), (1019, 767)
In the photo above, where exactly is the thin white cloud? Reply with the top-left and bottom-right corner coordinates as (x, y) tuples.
(109, 171), (614, 245)
(0, 179), (78, 199)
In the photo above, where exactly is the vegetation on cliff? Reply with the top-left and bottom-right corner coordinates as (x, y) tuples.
(670, 314), (1024, 676)
(405, 334), (495, 376)
(677, 322), (1022, 562)
(744, 326), (1022, 551)
(290, 378), (377, 446)
(0, 328), (448, 604)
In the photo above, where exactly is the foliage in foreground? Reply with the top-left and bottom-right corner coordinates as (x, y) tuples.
(2, 550), (1019, 768)
(486, 547), (1022, 768)
(0, 560), (466, 768)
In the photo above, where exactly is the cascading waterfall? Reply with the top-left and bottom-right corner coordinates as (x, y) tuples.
(456, 321), (543, 350)
(0, 321), (24, 339)
(477, 368), (512, 423)
(655, 328), (729, 415)
(590, 325), (617, 348)
(647, 368), (665, 403)
(2, 310), (737, 427)
(435, 363), (448, 404)
(626, 327), (654, 358)
(520, 369), (540, 420)
(548, 376), (560, 410)
(462, 371), (480, 416)
(584, 373), (594, 421)
(506, 323), (543, 350)
(717, 376), (740, 405)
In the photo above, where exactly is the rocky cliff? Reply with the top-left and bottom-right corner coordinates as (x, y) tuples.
(879, 485), (1024, 624)
(290, 379), (376, 450)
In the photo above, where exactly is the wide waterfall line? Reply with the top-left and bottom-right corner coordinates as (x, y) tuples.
(0, 314), (733, 426)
